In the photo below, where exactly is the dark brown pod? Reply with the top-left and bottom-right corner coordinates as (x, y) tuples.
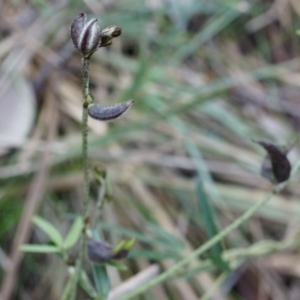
(88, 100), (134, 121)
(87, 240), (112, 263)
(254, 140), (291, 183)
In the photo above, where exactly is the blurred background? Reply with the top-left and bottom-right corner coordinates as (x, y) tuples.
(1, 0), (300, 299)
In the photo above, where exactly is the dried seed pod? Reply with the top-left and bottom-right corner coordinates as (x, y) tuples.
(88, 100), (134, 121)
(70, 13), (101, 58)
(99, 25), (122, 47)
(87, 240), (112, 263)
(254, 140), (291, 183)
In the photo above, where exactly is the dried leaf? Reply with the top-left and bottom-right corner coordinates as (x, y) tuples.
(0, 75), (35, 155)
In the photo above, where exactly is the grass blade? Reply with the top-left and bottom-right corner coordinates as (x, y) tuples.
(186, 141), (229, 271)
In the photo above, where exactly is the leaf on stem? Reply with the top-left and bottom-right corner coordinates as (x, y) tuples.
(32, 216), (63, 247)
(63, 216), (83, 250)
(20, 244), (60, 253)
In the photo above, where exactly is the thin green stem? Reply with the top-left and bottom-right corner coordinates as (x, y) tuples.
(68, 57), (91, 300)
(180, 238), (298, 279)
(81, 58), (90, 219)
(61, 268), (75, 300)
(119, 191), (274, 300)
(82, 57), (90, 98)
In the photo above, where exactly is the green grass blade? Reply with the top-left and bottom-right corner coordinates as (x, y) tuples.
(171, 5), (243, 62)
(186, 141), (229, 271)
(98, 222), (180, 249)
(119, 192), (274, 299)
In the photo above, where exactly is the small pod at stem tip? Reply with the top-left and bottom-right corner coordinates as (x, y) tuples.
(70, 13), (101, 58)
(88, 100), (134, 121)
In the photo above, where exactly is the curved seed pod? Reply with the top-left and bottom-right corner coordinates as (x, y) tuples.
(99, 25), (122, 47)
(70, 13), (86, 50)
(88, 100), (134, 121)
(254, 139), (291, 183)
(70, 13), (101, 58)
(87, 240), (112, 264)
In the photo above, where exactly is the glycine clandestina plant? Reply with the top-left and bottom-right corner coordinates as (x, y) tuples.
(20, 12), (135, 300)
(69, 12), (134, 300)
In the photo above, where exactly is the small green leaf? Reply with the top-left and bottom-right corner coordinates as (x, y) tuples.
(32, 216), (63, 247)
(107, 261), (128, 271)
(20, 244), (60, 253)
(112, 238), (135, 256)
(123, 238), (136, 250)
(297, 30), (300, 36)
(112, 240), (127, 254)
(63, 216), (83, 250)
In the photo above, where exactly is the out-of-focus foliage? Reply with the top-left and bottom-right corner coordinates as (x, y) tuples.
(1, 0), (300, 299)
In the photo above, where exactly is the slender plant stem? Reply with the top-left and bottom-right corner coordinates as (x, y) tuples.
(81, 57), (91, 223)
(119, 191), (275, 300)
(61, 268), (74, 300)
(68, 57), (91, 300)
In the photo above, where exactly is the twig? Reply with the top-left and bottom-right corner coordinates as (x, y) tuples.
(107, 265), (160, 300)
